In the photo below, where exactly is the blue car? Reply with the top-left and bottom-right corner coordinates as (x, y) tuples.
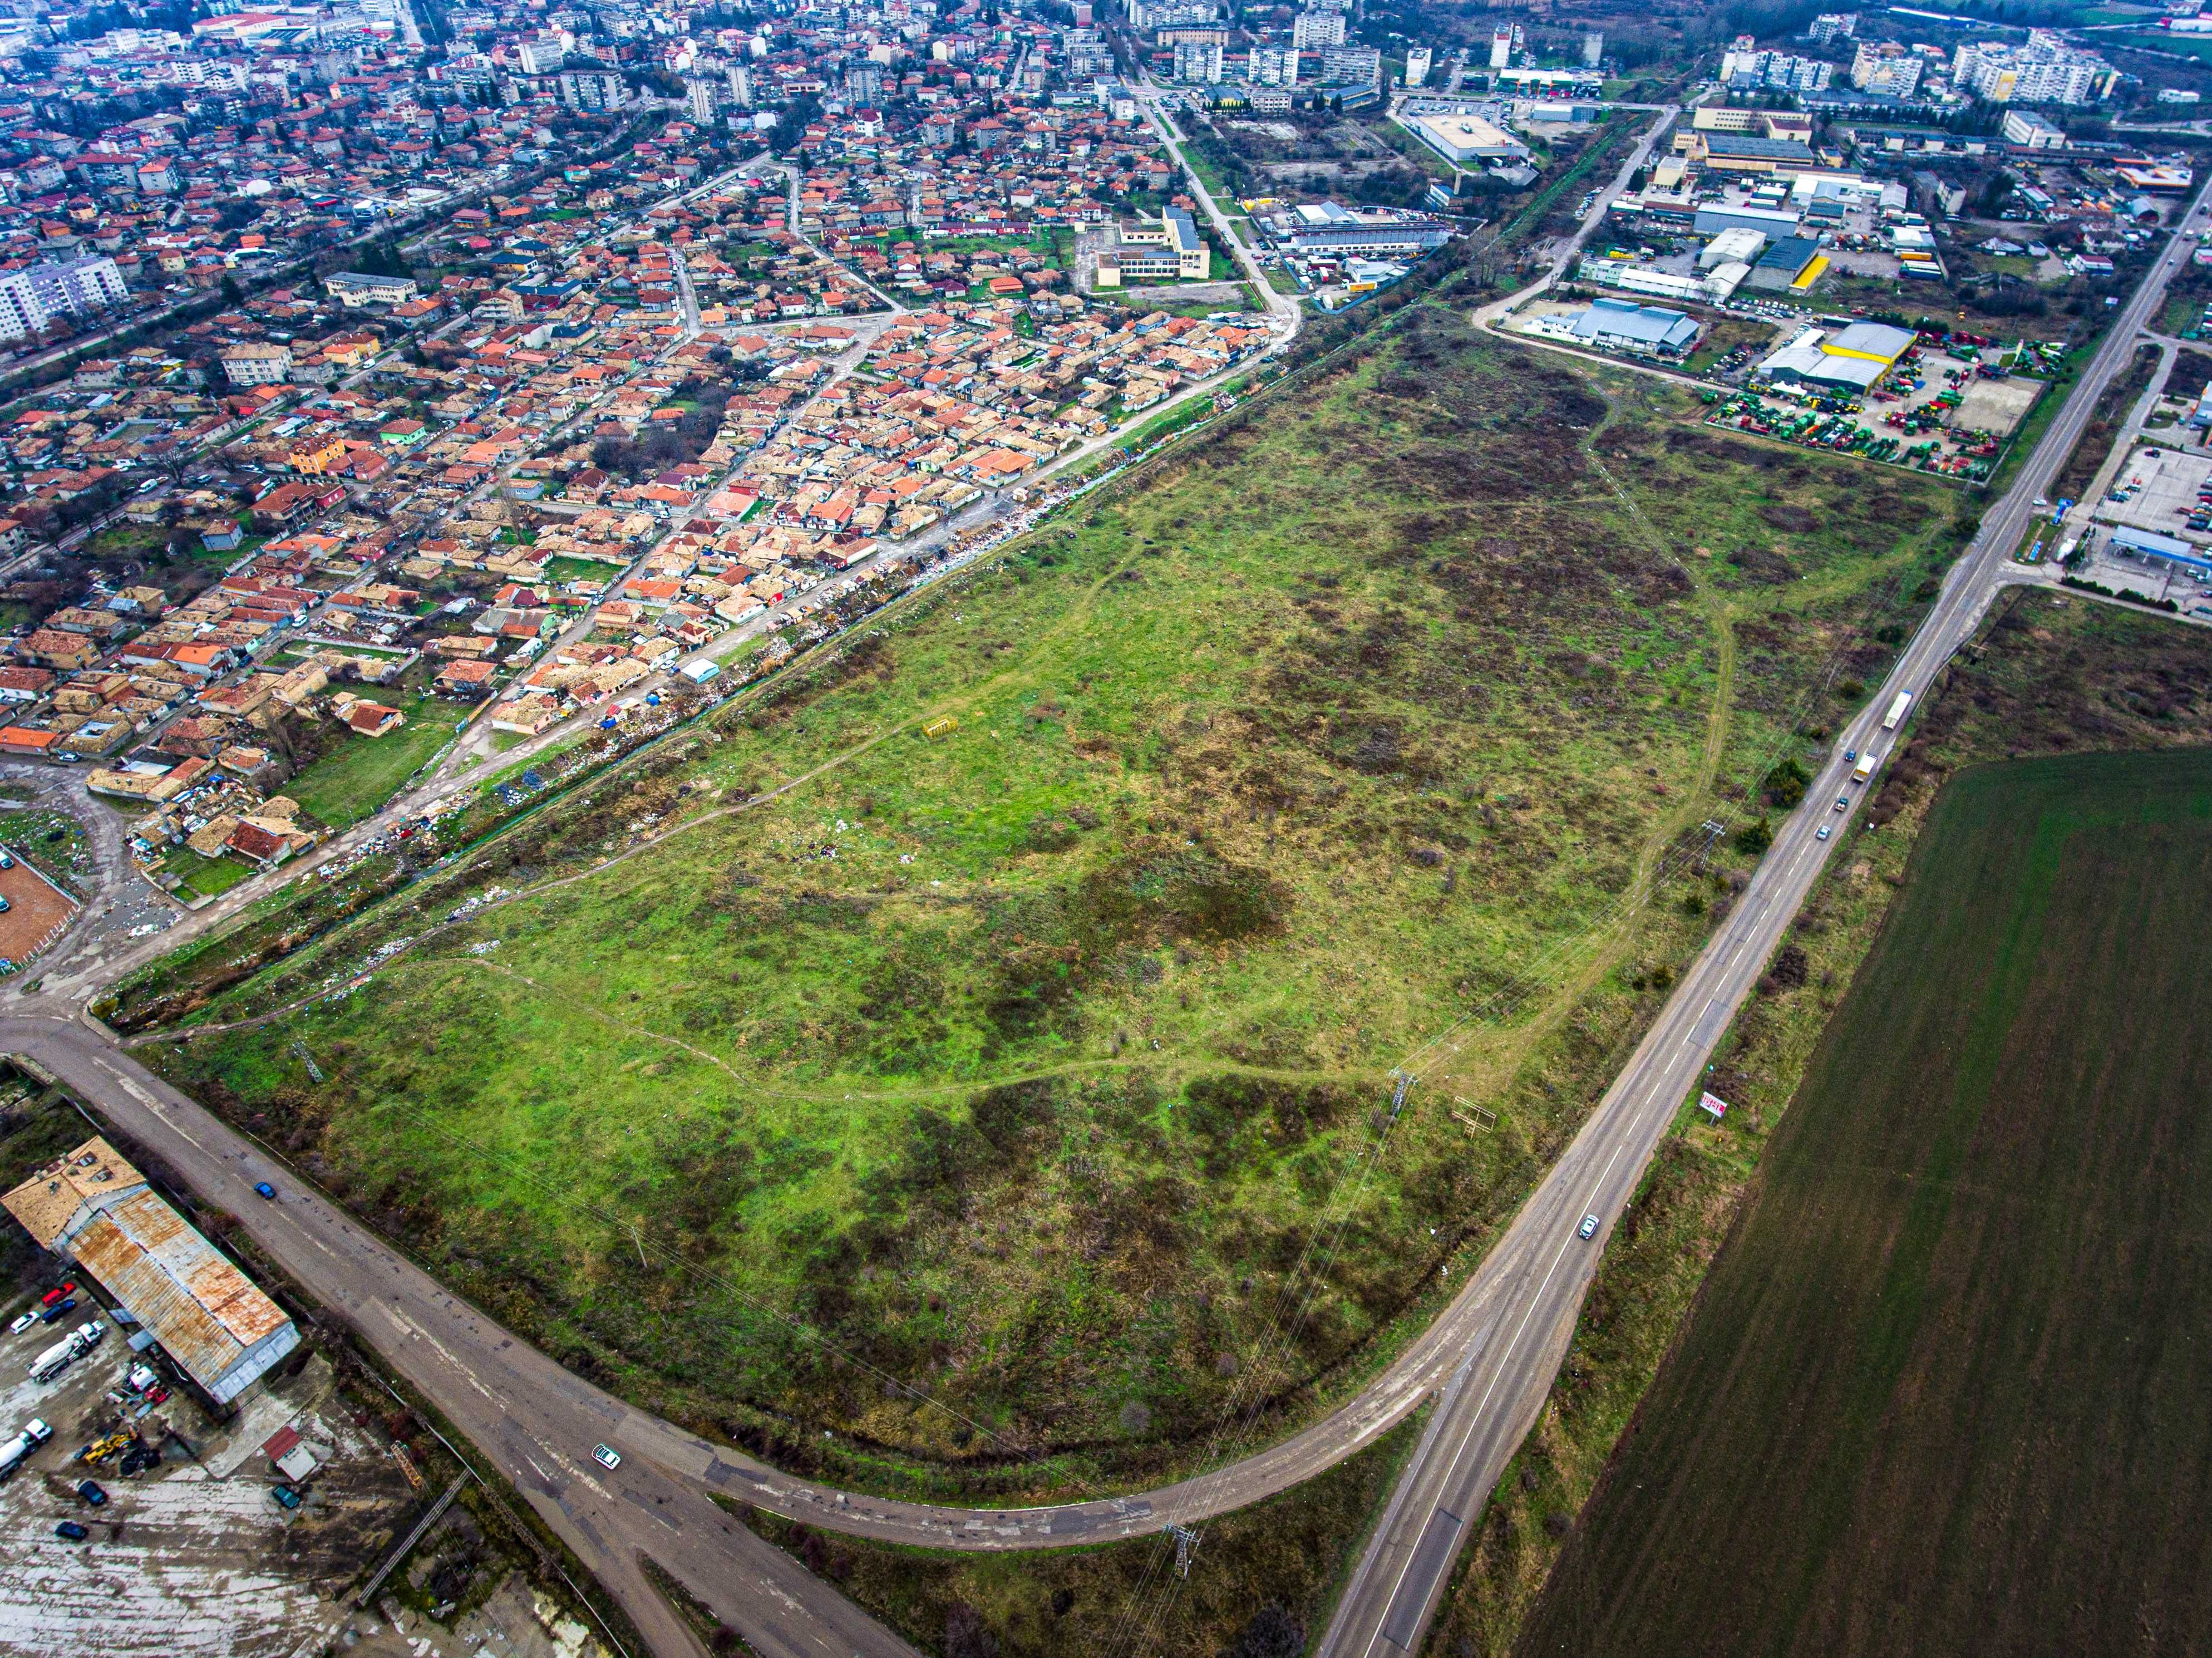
(253, 1182), (275, 1199)
(38, 1298), (75, 1324)
(76, 1480), (106, 1507)
(1578, 1213), (1600, 1241)
(55, 1521), (88, 1542)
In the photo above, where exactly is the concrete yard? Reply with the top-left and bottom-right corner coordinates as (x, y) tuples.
(0, 1297), (607, 1658)
(2091, 442), (2212, 542)
(1949, 375), (2041, 437)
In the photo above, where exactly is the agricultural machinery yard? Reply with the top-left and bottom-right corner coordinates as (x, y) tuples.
(1704, 332), (2051, 479)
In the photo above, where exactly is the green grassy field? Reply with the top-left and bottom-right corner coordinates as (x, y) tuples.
(160, 847), (257, 901)
(0, 806), (92, 896)
(1514, 741), (2212, 1658)
(282, 690), (459, 829)
(129, 311), (1968, 1493)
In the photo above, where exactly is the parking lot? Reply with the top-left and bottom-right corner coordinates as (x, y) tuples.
(2090, 442), (2212, 544)
(0, 854), (78, 968)
(0, 1281), (604, 1658)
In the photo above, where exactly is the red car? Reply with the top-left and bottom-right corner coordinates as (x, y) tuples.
(39, 1282), (77, 1308)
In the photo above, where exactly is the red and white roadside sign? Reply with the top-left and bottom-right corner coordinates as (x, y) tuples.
(1697, 1091), (1728, 1121)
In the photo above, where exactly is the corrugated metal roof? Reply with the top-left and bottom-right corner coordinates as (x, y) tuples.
(1, 1135), (144, 1248)
(70, 1189), (291, 1396)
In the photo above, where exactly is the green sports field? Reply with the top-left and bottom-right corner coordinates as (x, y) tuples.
(1516, 746), (2212, 1657)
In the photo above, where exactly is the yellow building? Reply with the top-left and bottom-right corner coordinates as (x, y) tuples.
(288, 431), (347, 474)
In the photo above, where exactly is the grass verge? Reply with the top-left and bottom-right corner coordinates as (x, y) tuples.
(730, 1411), (1422, 1658)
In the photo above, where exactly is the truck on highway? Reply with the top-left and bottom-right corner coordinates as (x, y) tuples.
(1882, 690), (1914, 731)
(1852, 753), (1876, 785)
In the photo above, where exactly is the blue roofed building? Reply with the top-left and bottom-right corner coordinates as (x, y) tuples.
(1569, 296), (1702, 359)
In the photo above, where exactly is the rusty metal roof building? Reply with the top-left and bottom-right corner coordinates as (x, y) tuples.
(1, 1134), (141, 1248)
(2, 1135), (297, 1406)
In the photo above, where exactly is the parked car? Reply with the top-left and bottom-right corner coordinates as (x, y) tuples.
(76, 1480), (106, 1507)
(253, 1182), (275, 1199)
(39, 1284), (76, 1308)
(37, 1298), (75, 1324)
(7, 1311), (36, 1335)
(0, 850), (14, 869)
(53, 1521), (88, 1542)
(270, 1484), (301, 1511)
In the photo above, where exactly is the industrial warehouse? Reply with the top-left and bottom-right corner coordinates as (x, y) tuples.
(2, 1136), (298, 1410)
(1756, 320), (1918, 391)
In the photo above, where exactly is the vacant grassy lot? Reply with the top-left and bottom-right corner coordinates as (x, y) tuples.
(1516, 741), (2212, 1658)
(282, 688), (457, 829)
(134, 310), (1964, 1492)
(2052, 341), (2160, 503)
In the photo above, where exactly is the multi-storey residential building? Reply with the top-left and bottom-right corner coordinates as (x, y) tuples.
(1249, 42), (1299, 85)
(1173, 40), (1224, 83)
(1952, 32), (2113, 104)
(1810, 13), (1859, 43)
(219, 342), (293, 386)
(1321, 45), (1383, 87)
(1128, 0), (1221, 28)
(1293, 10), (1346, 50)
(1722, 40), (1837, 92)
(1849, 41), (1924, 97)
(1405, 46), (1432, 86)
(0, 257), (130, 343)
(560, 68), (629, 111)
(516, 37), (566, 76)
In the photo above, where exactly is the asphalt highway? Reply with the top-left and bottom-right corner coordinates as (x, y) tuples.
(1, 142), (2201, 1658)
(1312, 173), (2212, 1658)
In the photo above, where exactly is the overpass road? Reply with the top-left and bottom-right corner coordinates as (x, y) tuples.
(0, 168), (2201, 1658)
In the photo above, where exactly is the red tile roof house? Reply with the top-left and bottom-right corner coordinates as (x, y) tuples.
(433, 658), (497, 698)
(0, 666), (55, 705)
(343, 701), (404, 736)
(227, 818), (303, 868)
(0, 726), (62, 759)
